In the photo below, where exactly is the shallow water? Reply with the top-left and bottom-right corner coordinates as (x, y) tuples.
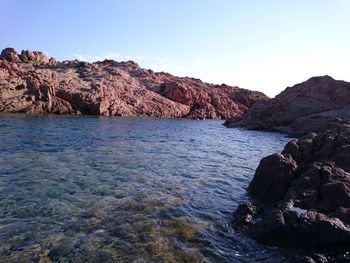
(0, 115), (291, 262)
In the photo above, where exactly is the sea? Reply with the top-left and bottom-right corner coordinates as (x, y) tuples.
(0, 115), (292, 262)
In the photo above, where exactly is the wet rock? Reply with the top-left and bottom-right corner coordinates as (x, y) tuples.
(48, 244), (72, 261)
(232, 203), (261, 228)
(330, 207), (350, 225)
(248, 209), (350, 248)
(233, 127), (350, 252)
(248, 154), (297, 202)
(285, 163), (350, 214)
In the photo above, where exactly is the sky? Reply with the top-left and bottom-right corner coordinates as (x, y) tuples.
(1, 0), (349, 97)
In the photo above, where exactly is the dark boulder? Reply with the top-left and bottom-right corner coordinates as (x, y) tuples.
(246, 208), (350, 248)
(233, 128), (350, 252)
(248, 154), (297, 202)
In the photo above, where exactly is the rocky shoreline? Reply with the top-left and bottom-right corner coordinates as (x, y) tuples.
(228, 76), (350, 262)
(1, 47), (349, 261)
(224, 75), (350, 136)
(0, 48), (267, 119)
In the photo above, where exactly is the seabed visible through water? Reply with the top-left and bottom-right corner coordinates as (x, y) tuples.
(0, 115), (291, 262)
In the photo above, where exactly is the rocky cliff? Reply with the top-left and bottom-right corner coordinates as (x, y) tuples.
(0, 48), (268, 119)
(224, 75), (350, 136)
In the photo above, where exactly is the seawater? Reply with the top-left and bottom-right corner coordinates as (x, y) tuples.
(0, 115), (290, 262)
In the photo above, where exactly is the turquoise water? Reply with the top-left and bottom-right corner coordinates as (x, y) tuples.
(0, 115), (290, 262)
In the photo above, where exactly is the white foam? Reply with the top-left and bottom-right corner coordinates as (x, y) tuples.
(289, 206), (308, 214)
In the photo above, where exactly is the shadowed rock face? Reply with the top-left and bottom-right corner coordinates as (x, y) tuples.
(233, 126), (350, 252)
(228, 75), (350, 260)
(224, 76), (350, 136)
(0, 48), (268, 118)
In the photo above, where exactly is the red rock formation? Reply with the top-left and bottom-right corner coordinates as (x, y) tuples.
(0, 48), (268, 119)
(225, 76), (350, 135)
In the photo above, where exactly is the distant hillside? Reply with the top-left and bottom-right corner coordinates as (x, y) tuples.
(225, 75), (350, 135)
(0, 48), (268, 119)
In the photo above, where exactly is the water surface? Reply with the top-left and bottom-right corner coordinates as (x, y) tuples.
(0, 115), (291, 262)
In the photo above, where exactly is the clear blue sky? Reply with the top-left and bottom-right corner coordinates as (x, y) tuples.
(1, 0), (349, 96)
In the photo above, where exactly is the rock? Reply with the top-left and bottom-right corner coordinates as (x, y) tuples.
(233, 127), (350, 251)
(159, 82), (195, 105)
(20, 50), (50, 64)
(232, 203), (261, 229)
(248, 154), (297, 202)
(330, 207), (350, 225)
(0, 47), (268, 119)
(48, 244), (72, 261)
(285, 162), (350, 214)
(224, 75), (350, 136)
(248, 209), (350, 248)
(0, 48), (50, 65)
(20, 50), (50, 65)
(0, 47), (21, 63)
(48, 57), (57, 65)
(282, 127), (350, 172)
(222, 71), (350, 258)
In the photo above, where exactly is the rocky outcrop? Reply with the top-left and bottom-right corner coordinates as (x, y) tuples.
(0, 48), (52, 65)
(233, 126), (350, 252)
(229, 75), (350, 260)
(0, 48), (22, 63)
(224, 76), (350, 136)
(247, 153), (298, 202)
(0, 47), (268, 118)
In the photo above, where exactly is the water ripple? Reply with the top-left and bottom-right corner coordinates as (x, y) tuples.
(0, 115), (290, 262)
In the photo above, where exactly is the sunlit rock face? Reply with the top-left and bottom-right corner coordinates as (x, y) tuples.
(0, 47), (268, 119)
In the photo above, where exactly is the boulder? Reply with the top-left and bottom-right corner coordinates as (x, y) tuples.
(248, 154), (297, 202)
(0, 48), (21, 63)
(245, 207), (350, 248)
(233, 128), (350, 251)
(0, 48), (50, 65)
(20, 50), (50, 64)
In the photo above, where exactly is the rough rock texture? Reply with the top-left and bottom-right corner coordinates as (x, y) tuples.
(0, 48), (268, 119)
(224, 76), (350, 136)
(230, 75), (350, 260)
(233, 126), (350, 252)
(247, 153), (298, 202)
